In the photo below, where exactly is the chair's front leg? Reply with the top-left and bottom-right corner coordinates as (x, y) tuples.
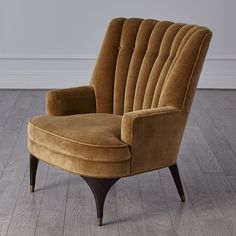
(30, 154), (39, 192)
(81, 176), (119, 226)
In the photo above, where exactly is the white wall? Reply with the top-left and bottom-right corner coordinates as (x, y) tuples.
(0, 0), (235, 89)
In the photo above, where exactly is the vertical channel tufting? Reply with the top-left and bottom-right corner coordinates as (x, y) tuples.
(123, 19), (157, 113)
(91, 18), (211, 115)
(129, 19), (158, 111)
(113, 18), (143, 115)
(158, 25), (201, 100)
(140, 21), (173, 109)
(91, 18), (125, 114)
(158, 27), (210, 109)
(156, 26), (201, 109)
(150, 23), (189, 108)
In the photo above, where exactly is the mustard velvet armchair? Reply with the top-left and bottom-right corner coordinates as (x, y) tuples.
(28, 18), (212, 226)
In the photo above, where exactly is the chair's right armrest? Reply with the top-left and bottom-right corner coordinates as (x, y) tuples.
(46, 86), (96, 116)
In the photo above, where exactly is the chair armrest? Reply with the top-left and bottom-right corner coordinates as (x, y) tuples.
(121, 106), (185, 174)
(46, 86), (96, 116)
(121, 106), (181, 145)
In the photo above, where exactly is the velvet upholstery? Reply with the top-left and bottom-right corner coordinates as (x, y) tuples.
(28, 114), (130, 177)
(28, 18), (212, 178)
(46, 86), (96, 116)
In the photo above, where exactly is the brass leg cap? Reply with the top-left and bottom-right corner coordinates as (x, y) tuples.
(30, 185), (35, 192)
(97, 218), (103, 226)
(181, 195), (185, 202)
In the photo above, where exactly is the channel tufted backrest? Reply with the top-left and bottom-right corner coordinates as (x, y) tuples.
(91, 18), (212, 115)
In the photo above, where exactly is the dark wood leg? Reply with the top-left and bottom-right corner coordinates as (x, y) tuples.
(169, 164), (185, 202)
(30, 154), (39, 192)
(81, 176), (119, 226)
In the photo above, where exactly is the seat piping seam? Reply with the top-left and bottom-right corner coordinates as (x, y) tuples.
(29, 121), (128, 148)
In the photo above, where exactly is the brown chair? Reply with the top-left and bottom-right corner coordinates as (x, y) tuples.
(28, 18), (212, 226)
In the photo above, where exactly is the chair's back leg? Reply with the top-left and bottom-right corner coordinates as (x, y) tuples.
(169, 164), (185, 202)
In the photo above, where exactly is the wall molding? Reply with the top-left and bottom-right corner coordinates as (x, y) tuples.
(0, 55), (97, 60)
(206, 57), (236, 61)
(0, 73), (89, 89)
(0, 56), (235, 89)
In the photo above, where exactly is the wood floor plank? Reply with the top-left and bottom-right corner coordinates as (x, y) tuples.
(220, 126), (236, 156)
(200, 127), (236, 176)
(205, 108), (236, 127)
(0, 91), (45, 236)
(10, 91), (46, 158)
(228, 176), (236, 192)
(116, 176), (146, 236)
(138, 171), (177, 236)
(0, 161), (27, 235)
(186, 98), (199, 127)
(0, 91), (34, 235)
(0, 90), (5, 101)
(203, 172), (236, 235)
(197, 90), (236, 128)
(159, 168), (203, 236)
(197, 90), (236, 111)
(3, 91), (33, 132)
(2, 91), (46, 236)
(185, 127), (223, 173)
(0, 129), (19, 177)
(0, 91), (20, 128)
(63, 175), (92, 236)
(188, 95), (215, 129)
(6, 162), (48, 236)
(186, 120), (236, 234)
(179, 157), (232, 235)
(0, 91), (34, 178)
(178, 142), (193, 156)
(35, 166), (69, 236)
(191, 93), (236, 176)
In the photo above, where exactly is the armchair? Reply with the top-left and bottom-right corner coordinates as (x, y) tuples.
(28, 18), (212, 226)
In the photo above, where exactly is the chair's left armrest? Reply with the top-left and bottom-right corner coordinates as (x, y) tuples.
(121, 106), (182, 146)
(46, 86), (96, 116)
(121, 106), (185, 174)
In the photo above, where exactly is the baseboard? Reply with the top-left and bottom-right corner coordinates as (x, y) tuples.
(0, 72), (90, 89)
(0, 57), (235, 89)
(198, 57), (236, 89)
(198, 74), (236, 89)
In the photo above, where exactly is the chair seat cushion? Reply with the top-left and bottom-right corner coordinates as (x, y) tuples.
(28, 113), (131, 178)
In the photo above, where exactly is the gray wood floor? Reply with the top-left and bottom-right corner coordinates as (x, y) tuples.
(0, 90), (236, 236)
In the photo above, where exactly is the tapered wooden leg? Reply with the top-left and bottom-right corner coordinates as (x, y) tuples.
(169, 164), (185, 202)
(30, 154), (39, 192)
(82, 176), (119, 226)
